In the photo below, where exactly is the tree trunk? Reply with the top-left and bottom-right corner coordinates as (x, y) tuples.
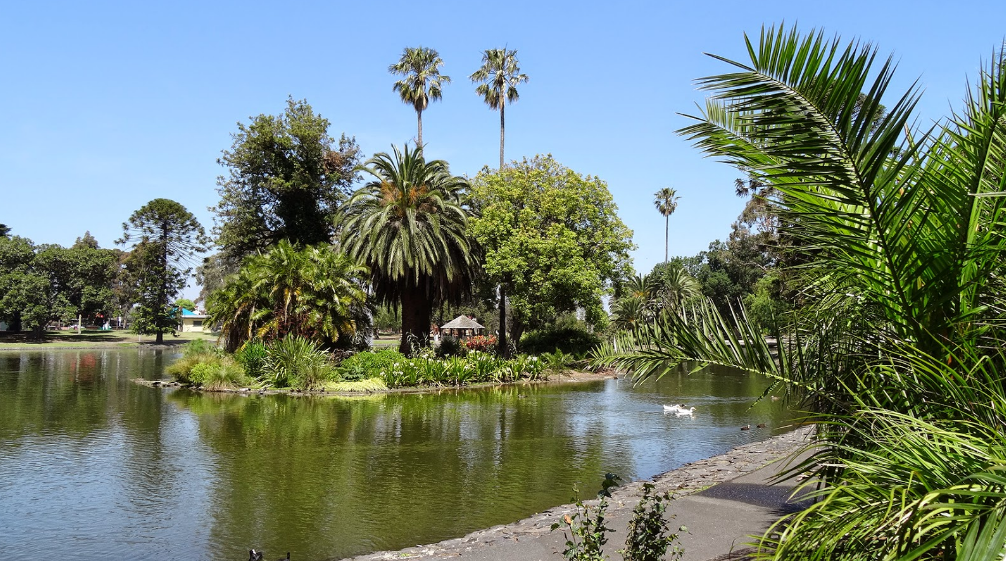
(499, 103), (505, 169)
(510, 313), (526, 354)
(399, 280), (432, 356)
(417, 110), (423, 148)
(665, 215), (669, 263)
(497, 283), (509, 358)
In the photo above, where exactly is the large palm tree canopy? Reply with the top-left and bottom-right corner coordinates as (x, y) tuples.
(653, 187), (679, 218)
(340, 144), (473, 286)
(470, 47), (529, 169)
(338, 144), (476, 353)
(469, 48), (528, 110)
(389, 46), (451, 146)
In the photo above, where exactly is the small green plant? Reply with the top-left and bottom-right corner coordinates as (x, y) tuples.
(338, 348), (405, 381)
(265, 334), (333, 390)
(235, 339), (268, 379)
(552, 473), (621, 561)
(620, 483), (685, 561)
(436, 334), (467, 358)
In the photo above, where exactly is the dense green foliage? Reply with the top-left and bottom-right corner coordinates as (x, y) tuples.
(339, 144), (476, 355)
(389, 46), (451, 147)
(118, 199), (208, 343)
(207, 240), (367, 351)
(469, 155), (633, 354)
(212, 98), (362, 262)
(0, 235), (119, 333)
(520, 320), (602, 358)
(597, 25), (1006, 560)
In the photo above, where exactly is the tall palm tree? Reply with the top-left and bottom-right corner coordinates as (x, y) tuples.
(470, 48), (528, 169)
(338, 144), (476, 355)
(653, 187), (679, 263)
(389, 46), (451, 147)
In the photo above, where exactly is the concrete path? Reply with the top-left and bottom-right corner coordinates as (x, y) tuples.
(343, 426), (815, 561)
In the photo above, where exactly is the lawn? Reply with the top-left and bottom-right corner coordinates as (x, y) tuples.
(0, 329), (218, 349)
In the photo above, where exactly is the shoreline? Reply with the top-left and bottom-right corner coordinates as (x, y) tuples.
(134, 369), (618, 397)
(340, 425), (815, 560)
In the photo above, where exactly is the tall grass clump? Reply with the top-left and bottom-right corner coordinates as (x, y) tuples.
(265, 334), (334, 390)
(594, 25), (1006, 559)
(235, 339), (268, 379)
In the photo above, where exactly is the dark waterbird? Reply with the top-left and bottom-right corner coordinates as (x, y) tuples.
(249, 550), (289, 561)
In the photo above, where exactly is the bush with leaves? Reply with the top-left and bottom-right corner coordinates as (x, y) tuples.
(265, 334), (334, 390)
(621, 483), (685, 561)
(235, 339), (268, 379)
(337, 348), (406, 381)
(552, 473), (621, 561)
(521, 322), (600, 357)
(436, 334), (467, 358)
(463, 334), (497, 352)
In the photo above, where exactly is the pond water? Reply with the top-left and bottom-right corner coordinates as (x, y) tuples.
(0, 349), (796, 560)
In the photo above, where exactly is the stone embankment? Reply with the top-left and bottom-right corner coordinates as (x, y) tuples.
(344, 425), (815, 561)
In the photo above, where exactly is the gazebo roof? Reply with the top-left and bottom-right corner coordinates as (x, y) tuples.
(440, 315), (484, 330)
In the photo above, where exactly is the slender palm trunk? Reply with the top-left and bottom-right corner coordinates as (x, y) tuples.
(417, 110), (423, 148)
(665, 215), (669, 263)
(497, 283), (509, 358)
(499, 103), (505, 169)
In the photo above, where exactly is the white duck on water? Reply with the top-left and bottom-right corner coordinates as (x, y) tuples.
(663, 404), (695, 416)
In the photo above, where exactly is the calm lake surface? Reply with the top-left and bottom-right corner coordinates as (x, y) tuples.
(0, 349), (796, 560)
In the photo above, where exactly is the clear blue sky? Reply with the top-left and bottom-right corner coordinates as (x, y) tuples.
(2, 0), (1003, 297)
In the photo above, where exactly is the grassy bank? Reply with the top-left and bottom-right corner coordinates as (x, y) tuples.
(0, 330), (218, 349)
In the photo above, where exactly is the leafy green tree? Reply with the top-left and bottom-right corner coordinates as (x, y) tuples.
(0, 224), (10, 237)
(0, 235), (118, 333)
(207, 240), (367, 352)
(653, 188), (679, 263)
(212, 98), (362, 261)
(389, 46), (451, 147)
(599, 25), (1006, 559)
(118, 199), (208, 343)
(470, 48), (528, 169)
(338, 144), (476, 355)
(469, 155), (634, 354)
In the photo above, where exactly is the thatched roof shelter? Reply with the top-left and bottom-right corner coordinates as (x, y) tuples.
(440, 315), (484, 338)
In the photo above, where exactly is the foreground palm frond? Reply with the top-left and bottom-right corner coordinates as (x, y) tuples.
(596, 24), (1006, 560)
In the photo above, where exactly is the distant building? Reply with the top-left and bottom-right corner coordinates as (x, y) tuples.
(179, 308), (210, 333)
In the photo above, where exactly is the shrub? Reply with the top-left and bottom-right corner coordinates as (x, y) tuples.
(621, 483), (685, 561)
(463, 335), (497, 352)
(338, 349), (406, 381)
(436, 335), (467, 358)
(265, 334), (334, 390)
(551, 473), (621, 561)
(235, 340), (268, 379)
(521, 324), (601, 357)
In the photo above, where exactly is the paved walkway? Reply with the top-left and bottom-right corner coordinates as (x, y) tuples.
(343, 426), (816, 561)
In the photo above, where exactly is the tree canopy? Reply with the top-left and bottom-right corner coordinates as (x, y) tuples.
(212, 98), (362, 262)
(469, 155), (634, 351)
(470, 48), (528, 169)
(389, 46), (451, 147)
(0, 235), (119, 333)
(338, 144), (476, 354)
(119, 199), (208, 343)
(207, 240), (367, 352)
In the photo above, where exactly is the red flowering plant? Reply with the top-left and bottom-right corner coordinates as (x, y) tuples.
(463, 335), (498, 352)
